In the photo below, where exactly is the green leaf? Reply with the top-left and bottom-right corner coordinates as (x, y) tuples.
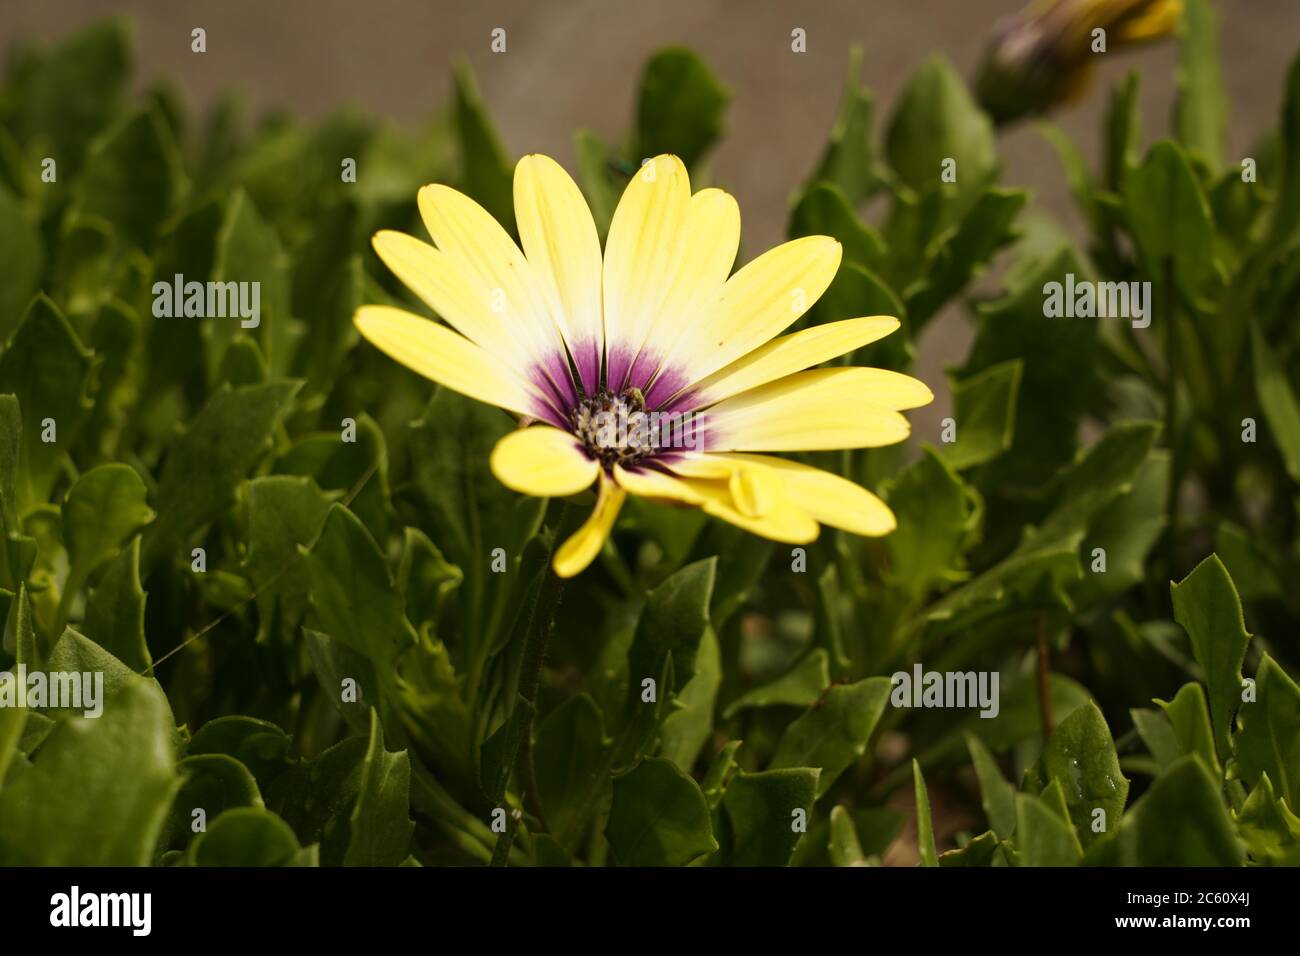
(169, 753), (263, 846)
(1035, 701), (1128, 847)
(574, 130), (620, 237)
(1086, 755), (1243, 865)
(243, 475), (332, 641)
(71, 106), (184, 249)
(1158, 682), (1220, 777)
(1132, 706), (1182, 769)
(62, 463), (154, 589)
(10, 18), (131, 174)
(770, 677), (891, 797)
(1104, 72), (1142, 191)
(188, 715), (293, 793)
(605, 757), (716, 866)
(0, 295), (94, 508)
(807, 46), (879, 204)
(1170, 554), (1251, 758)
(1021, 420), (1161, 554)
(940, 359), (1022, 470)
(1251, 323), (1300, 485)
(452, 60), (515, 234)
(1014, 791), (1082, 866)
(1174, 0), (1226, 173)
(633, 48), (729, 169)
(0, 680), (179, 865)
(659, 625), (721, 772)
(623, 558), (716, 758)
(788, 183), (885, 271)
(210, 189), (296, 379)
(723, 648), (829, 718)
(960, 246), (1101, 486)
(1272, 52), (1300, 243)
(938, 830), (1003, 867)
(536, 694), (610, 840)
(885, 54), (998, 208)
(882, 447), (977, 603)
(905, 187), (1027, 328)
(344, 710), (413, 867)
(966, 733), (1015, 840)
(828, 805), (866, 867)
(717, 767), (819, 866)
(188, 807), (307, 867)
(912, 759), (938, 866)
(1233, 654), (1300, 809)
(1234, 773), (1300, 866)
(141, 380), (301, 571)
(82, 536), (151, 672)
(1070, 452), (1168, 606)
(1122, 140), (1214, 294)
(304, 504), (416, 671)
(0, 186), (42, 336)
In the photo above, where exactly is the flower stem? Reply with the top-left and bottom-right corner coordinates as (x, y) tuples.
(1163, 259), (1180, 580)
(489, 501), (577, 865)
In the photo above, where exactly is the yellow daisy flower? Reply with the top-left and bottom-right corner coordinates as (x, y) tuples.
(354, 154), (932, 578)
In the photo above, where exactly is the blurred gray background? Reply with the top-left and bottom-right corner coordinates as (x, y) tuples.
(3, 0), (1297, 416)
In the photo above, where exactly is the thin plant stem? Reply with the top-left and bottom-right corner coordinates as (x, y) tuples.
(489, 501), (577, 865)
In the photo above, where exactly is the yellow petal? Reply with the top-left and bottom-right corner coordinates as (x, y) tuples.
(703, 367), (929, 451)
(417, 184), (566, 363)
(513, 155), (604, 393)
(684, 316), (901, 407)
(602, 155), (691, 383)
(371, 230), (529, 369)
(353, 305), (540, 417)
(612, 463), (705, 505)
(639, 189), (740, 397)
(615, 464), (817, 544)
(668, 235), (842, 385)
(1114, 0), (1181, 41)
(490, 425), (599, 497)
(711, 453), (897, 536)
(554, 479), (626, 578)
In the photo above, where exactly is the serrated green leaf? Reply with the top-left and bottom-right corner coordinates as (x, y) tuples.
(718, 767), (818, 867)
(1014, 790), (1081, 866)
(1234, 773), (1300, 866)
(1122, 140), (1214, 294)
(807, 46), (879, 204)
(1233, 654), (1300, 809)
(71, 106), (183, 249)
(141, 379), (301, 571)
(885, 54), (997, 210)
(536, 694), (610, 839)
(770, 677), (891, 797)
(82, 536), (150, 672)
(606, 756), (716, 867)
(0, 679), (178, 865)
(941, 359), (1022, 470)
(0, 295), (93, 509)
(345, 709), (413, 866)
(633, 48), (728, 169)
(1086, 755), (1243, 865)
(723, 648), (829, 719)
(452, 60), (514, 234)
(1171, 554), (1251, 758)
